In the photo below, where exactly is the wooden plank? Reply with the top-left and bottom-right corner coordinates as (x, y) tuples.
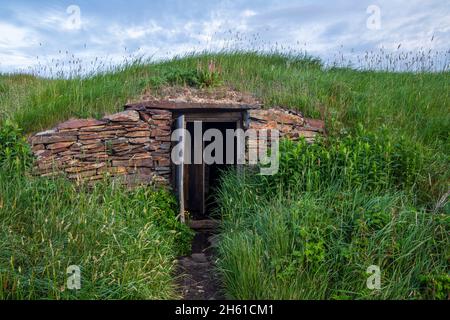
(184, 112), (243, 122)
(236, 118), (244, 174)
(189, 219), (220, 231)
(185, 121), (206, 217)
(175, 115), (186, 223)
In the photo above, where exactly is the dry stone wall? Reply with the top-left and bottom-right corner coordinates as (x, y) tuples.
(247, 108), (325, 156)
(248, 108), (325, 142)
(29, 105), (324, 187)
(30, 109), (172, 186)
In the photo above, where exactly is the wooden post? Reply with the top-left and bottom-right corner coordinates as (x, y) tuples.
(236, 115), (245, 175)
(175, 115), (186, 223)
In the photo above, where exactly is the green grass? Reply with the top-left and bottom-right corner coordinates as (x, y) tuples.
(215, 155), (449, 300)
(0, 173), (193, 299)
(0, 51), (449, 300)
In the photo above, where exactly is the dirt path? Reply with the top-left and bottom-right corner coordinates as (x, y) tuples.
(176, 219), (225, 300)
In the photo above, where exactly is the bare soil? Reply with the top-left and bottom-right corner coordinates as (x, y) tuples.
(135, 85), (261, 106)
(176, 219), (225, 300)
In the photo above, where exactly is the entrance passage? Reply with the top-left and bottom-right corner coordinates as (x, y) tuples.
(184, 121), (237, 219)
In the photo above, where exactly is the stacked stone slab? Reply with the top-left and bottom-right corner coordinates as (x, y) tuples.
(247, 108), (325, 156)
(248, 108), (324, 141)
(29, 105), (324, 187)
(30, 109), (172, 186)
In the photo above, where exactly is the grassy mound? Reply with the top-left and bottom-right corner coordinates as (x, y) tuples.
(0, 52), (448, 300)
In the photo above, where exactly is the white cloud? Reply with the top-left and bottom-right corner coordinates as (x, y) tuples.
(0, 23), (39, 49)
(11, 6), (93, 33)
(108, 21), (164, 42)
(242, 9), (257, 18)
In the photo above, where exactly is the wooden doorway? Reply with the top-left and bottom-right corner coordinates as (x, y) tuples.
(184, 121), (238, 219)
(176, 111), (244, 220)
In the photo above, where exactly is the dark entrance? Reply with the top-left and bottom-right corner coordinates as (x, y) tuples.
(184, 121), (237, 219)
(172, 108), (251, 223)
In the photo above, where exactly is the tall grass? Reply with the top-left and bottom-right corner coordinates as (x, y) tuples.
(0, 172), (193, 300)
(216, 154), (449, 300)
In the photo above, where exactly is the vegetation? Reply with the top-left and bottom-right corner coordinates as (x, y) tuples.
(0, 112), (193, 300)
(215, 138), (448, 299)
(0, 51), (448, 299)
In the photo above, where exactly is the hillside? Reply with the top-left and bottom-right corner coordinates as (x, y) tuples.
(0, 52), (449, 299)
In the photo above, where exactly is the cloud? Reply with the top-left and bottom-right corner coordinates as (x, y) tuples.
(0, 22), (39, 49)
(0, 0), (448, 73)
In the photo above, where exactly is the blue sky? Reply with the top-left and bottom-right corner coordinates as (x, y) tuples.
(0, 0), (449, 73)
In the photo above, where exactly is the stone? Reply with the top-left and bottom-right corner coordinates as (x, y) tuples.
(32, 135), (77, 145)
(65, 163), (106, 174)
(125, 131), (150, 138)
(129, 167), (153, 176)
(68, 170), (98, 179)
(79, 139), (102, 145)
(129, 153), (152, 160)
(112, 158), (153, 168)
(152, 114), (171, 120)
(38, 161), (65, 171)
(79, 125), (108, 132)
(129, 138), (151, 144)
(46, 142), (74, 150)
(114, 149), (148, 157)
(57, 119), (106, 130)
(149, 109), (171, 115)
(79, 130), (126, 140)
(73, 153), (108, 160)
(149, 119), (170, 126)
(151, 129), (170, 137)
(155, 135), (171, 142)
(189, 219), (220, 231)
(139, 112), (151, 122)
(32, 144), (45, 152)
(304, 118), (325, 132)
(191, 253), (208, 263)
(80, 143), (104, 151)
(35, 150), (52, 158)
(158, 143), (171, 151)
(123, 123), (149, 129)
(103, 110), (140, 122)
(98, 166), (127, 175)
(155, 158), (170, 167)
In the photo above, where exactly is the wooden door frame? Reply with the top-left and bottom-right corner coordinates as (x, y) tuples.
(174, 111), (246, 221)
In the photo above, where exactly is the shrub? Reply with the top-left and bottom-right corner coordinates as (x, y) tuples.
(264, 125), (424, 195)
(146, 62), (223, 89)
(419, 274), (450, 300)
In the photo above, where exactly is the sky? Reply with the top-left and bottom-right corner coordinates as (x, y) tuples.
(0, 0), (449, 74)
